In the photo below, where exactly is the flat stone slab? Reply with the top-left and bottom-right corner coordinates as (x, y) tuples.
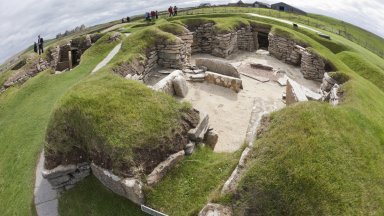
(286, 79), (308, 105)
(195, 58), (240, 78)
(188, 111), (209, 142)
(147, 150), (185, 185)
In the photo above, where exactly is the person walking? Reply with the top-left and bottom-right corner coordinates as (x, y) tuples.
(168, 6), (173, 17)
(151, 11), (156, 21)
(173, 6), (178, 16)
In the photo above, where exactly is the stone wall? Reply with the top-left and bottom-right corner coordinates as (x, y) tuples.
(268, 33), (302, 65)
(192, 23), (215, 53)
(42, 162), (90, 191)
(157, 32), (193, 69)
(237, 26), (259, 52)
(212, 32), (238, 58)
(301, 49), (326, 80)
(191, 24), (259, 58)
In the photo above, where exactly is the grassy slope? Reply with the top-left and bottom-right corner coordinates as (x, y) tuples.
(59, 176), (145, 216)
(0, 33), (120, 215)
(146, 146), (240, 216)
(226, 16), (384, 216)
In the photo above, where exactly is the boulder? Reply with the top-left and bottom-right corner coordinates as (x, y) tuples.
(198, 203), (232, 216)
(204, 130), (218, 150)
(147, 150), (185, 185)
(91, 164), (144, 204)
(195, 58), (240, 78)
(172, 75), (188, 97)
(152, 70), (183, 95)
(188, 111), (209, 142)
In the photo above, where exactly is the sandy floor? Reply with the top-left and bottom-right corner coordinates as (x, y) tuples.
(184, 50), (320, 152)
(183, 75), (285, 153)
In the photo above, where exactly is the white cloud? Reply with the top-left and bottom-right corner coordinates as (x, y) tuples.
(0, 0), (383, 64)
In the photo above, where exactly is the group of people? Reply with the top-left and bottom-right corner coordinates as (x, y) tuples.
(33, 35), (44, 55)
(168, 6), (178, 17)
(122, 16), (131, 23)
(145, 11), (159, 21)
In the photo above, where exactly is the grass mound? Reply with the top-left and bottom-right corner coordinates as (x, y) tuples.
(44, 72), (195, 177)
(338, 51), (384, 91)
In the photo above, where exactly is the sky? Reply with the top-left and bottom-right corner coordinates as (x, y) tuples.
(0, 0), (383, 64)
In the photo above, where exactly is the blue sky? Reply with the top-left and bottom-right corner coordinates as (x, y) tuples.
(0, 0), (383, 64)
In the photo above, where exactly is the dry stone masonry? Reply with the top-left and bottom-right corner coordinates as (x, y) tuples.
(268, 33), (302, 66)
(301, 49), (327, 80)
(42, 162), (90, 191)
(205, 72), (243, 93)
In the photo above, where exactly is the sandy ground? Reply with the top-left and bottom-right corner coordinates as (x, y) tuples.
(183, 51), (319, 152)
(184, 76), (284, 152)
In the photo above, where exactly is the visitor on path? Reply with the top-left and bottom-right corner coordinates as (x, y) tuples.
(155, 11), (159, 19)
(151, 11), (156, 21)
(173, 6), (178, 16)
(38, 35), (44, 55)
(127, 16), (130, 22)
(145, 12), (150, 21)
(168, 6), (173, 17)
(33, 42), (38, 53)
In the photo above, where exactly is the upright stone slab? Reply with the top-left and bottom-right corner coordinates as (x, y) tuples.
(286, 79), (308, 105)
(147, 150), (185, 185)
(172, 75), (189, 97)
(195, 58), (240, 78)
(188, 111), (209, 142)
(205, 71), (243, 93)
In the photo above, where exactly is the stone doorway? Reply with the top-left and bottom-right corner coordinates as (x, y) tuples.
(71, 48), (80, 68)
(257, 32), (269, 50)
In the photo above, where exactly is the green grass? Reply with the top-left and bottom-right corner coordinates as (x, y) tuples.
(0, 69), (14, 86)
(146, 146), (240, 216)
(45, 71), (190, 174)
(0, 33), (120, 215)
(337, 51), (384, 91)
(59, 176), (146, 216)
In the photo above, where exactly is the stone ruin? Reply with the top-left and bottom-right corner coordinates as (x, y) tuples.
(48, 34), (102, 72)
(41, 21), (345, 213)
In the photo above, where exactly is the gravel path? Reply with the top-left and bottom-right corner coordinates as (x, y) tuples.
(91, 43), (122, 74)
(246, 13), (322, 34)
(34, 152), (59, 216)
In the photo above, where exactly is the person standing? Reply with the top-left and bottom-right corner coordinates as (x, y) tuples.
(173, 6), (178, 16)
(39, 36), (44, 54)
(151, 11), (156, 21)
(168, 6), (173, 17)
(155, 11), (159, 19)
(33, 42), (38, 53)
(127, 16), (130, 22)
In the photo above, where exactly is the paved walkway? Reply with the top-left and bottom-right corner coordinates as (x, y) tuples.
(246, 13), (322, 34)
(34, 152), (59, 216)
(91, 43), (122, 74)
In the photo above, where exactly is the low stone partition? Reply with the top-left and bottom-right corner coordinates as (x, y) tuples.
(152, 70), (188, 97)
(195, 58), (240, 78)
(91, 163), (144, 205)
(42, 162), (90, 191)
(205, 72), (243, 93)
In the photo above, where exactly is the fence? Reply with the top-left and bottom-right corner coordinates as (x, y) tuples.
(176, 6), (384, 59)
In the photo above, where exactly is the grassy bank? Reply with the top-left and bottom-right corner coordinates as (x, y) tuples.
(0, 33), (120, 215)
